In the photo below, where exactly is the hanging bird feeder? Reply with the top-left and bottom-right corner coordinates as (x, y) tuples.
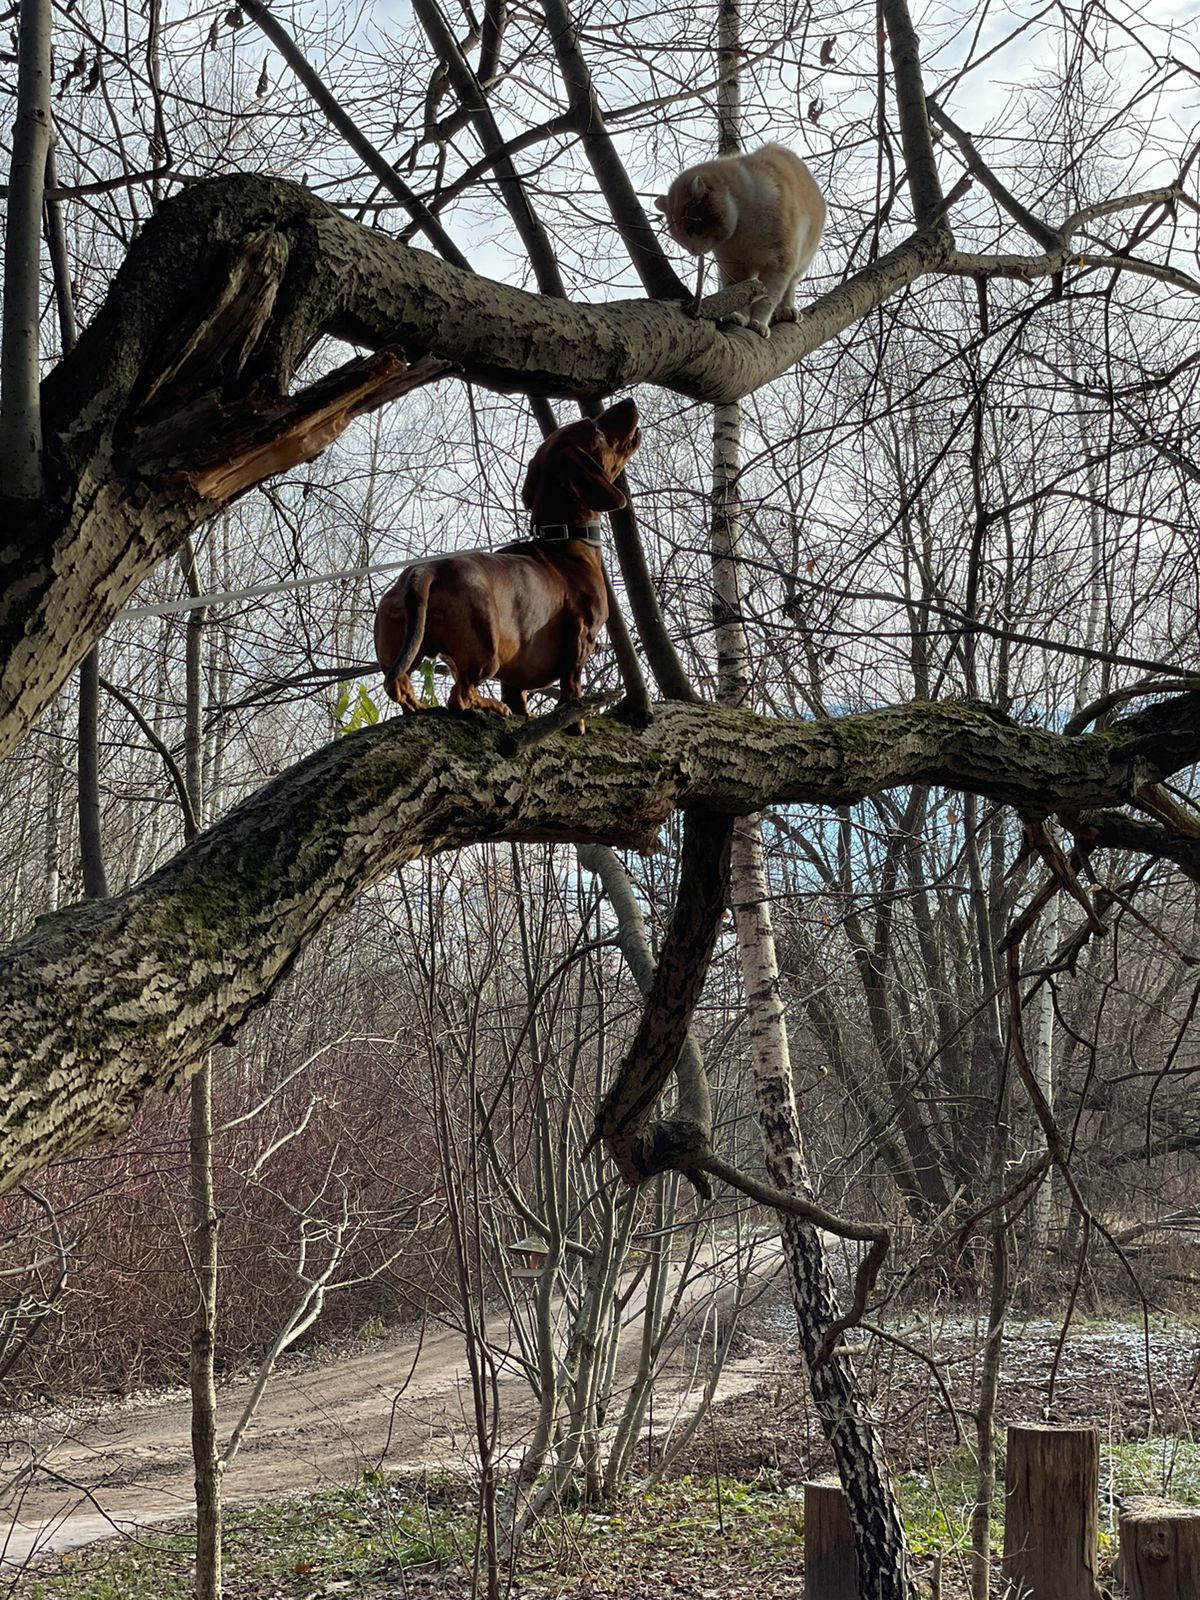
(508, 1235), (549, 1280)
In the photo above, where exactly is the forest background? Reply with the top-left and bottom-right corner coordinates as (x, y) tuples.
(2, 0), (1200, 1593)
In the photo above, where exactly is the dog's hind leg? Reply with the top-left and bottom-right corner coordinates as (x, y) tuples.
(450, 683), (510, 714)
(448, 658), (510, 715)
(501, 684), (529, 717)
(377, 568), (435, 710)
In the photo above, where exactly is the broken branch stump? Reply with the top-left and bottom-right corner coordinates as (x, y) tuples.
(804, 1476), (858, 1600)
(1119, 1497), (1200, 1599)
(1003, 1424), (1099, 1599)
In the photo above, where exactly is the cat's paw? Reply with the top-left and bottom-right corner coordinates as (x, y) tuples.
(748, 318), (772, 338)
(717, 311), (749, 329)
(773, 307), (799, 324)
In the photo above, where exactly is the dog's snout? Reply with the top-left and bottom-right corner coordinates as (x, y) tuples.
(598, 398), (640, 453)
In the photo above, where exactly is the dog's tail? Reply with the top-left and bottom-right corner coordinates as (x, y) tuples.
(380, 567), (435, 704)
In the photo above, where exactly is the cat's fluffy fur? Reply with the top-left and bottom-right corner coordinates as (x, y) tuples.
(655, 143), (825, 337)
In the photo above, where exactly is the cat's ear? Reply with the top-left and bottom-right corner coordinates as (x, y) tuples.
(687, 175), (707, 199)
(654, 195), (668, 212)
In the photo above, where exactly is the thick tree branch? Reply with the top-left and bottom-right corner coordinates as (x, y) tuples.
(606, 488), (699, 704)
(592, 808), (732, 1184)
(5, 692), (1200, 1196)
(880, 0), (948, 234)
(1068, 808), (1200, 885)
(577, 841), (711, 1132)
(133, 350), (451, 502)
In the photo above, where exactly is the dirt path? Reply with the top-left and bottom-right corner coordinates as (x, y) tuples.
(1, 1253), (783, 1571)
(2, 1318), (531, 1569)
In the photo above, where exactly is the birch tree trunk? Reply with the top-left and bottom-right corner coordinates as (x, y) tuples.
(190, 1050), (220, 1600)
(179, 537), (221, 1600)
(709, 9), (913, 1594)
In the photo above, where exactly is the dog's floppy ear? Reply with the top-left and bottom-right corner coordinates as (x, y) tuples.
(556, 442), (628, 511)
(521, 442), (549, 511)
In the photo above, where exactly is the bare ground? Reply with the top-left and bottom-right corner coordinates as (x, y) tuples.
(5, 1284), (1199, 1599)
(0, 1260), (780, 1572)
(3, 1318), (504, 1567)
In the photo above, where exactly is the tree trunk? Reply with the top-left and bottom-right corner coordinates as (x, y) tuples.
(0, 0), (51, 498)
(707, 28), (911, 1589)
(729, 825), (913, 1598)
(189, 1055), (221, 1600)
(41, 693), (63, 914)
(179, 538), (221, 1600)
(1003, 1424), (1099, 1600)
(969, 1187), (1009, 1599)
(77, 648), (108, 899)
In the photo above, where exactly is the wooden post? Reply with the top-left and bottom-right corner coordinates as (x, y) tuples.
(804, 1476), (859, 1600)
(1003, 1424), (1099, 1599)
(1119, 1498), (1200, 1599)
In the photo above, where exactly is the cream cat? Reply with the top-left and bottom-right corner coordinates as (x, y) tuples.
(655, 143), (825, 337)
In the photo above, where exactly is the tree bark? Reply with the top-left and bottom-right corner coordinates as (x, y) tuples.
(593, 808), (731, 1181)
(729, 821), (912, 1598)
(177, 536), (222, 1600)
(189, 1054), (221, 1600)
(77, 647), (108, 900)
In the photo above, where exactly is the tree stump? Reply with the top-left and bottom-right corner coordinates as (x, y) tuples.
(1119, 1497), (1200, 1599)
(804, 1476), (858, 1600)
(1003, 1424), (1099, 1599)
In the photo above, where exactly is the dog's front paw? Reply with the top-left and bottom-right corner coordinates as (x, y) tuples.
(748, 318), (772, 338)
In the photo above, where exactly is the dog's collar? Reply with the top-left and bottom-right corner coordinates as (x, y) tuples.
(532, 523), (603, 547)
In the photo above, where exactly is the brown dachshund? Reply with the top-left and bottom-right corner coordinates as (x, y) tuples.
(374, 399), (640, 728)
